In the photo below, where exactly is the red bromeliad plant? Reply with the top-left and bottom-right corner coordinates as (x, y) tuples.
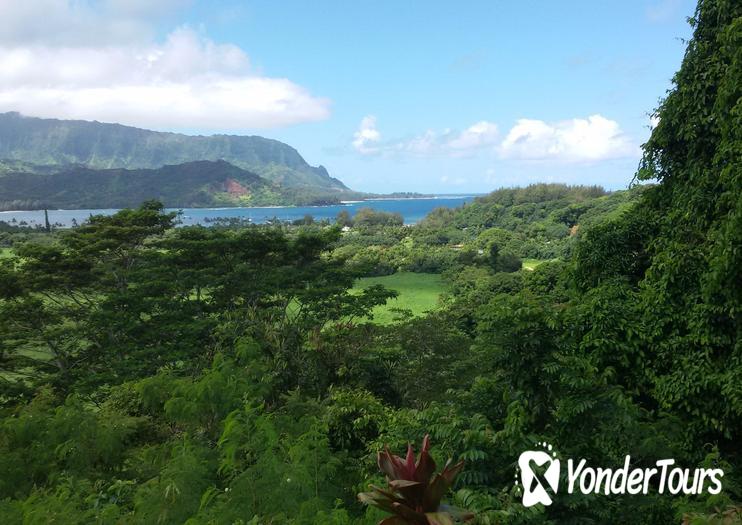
(358, 435), (474, 525)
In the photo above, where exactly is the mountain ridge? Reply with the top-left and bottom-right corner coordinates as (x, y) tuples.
(0, 112), (349, 191)
(0, 159), (349, 211)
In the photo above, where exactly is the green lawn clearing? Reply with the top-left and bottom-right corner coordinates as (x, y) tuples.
(522, 258), (549, 271)
(353, 272), (445, 325)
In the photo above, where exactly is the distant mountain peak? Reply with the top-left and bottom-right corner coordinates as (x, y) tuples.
(0, 111), (349, 192)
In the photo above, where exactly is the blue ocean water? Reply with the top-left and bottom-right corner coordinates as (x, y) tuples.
(0, 196), (476, 228)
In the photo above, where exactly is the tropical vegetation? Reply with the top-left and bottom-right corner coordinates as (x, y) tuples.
(0, 1), (739, 523)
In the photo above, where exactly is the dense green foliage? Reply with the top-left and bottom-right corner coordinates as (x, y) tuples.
(0, 1), (740, 523)
(332, 185), (641, 278)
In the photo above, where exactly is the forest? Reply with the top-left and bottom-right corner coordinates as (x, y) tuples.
(0, 0), (740, 523)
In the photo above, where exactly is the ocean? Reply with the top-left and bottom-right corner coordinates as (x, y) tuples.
(0, 196), (477, 228)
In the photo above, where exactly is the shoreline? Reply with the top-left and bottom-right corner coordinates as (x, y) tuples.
(0, 195), (476, 214)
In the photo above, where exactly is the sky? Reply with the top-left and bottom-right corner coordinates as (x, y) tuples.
(0, 0), (697, 193)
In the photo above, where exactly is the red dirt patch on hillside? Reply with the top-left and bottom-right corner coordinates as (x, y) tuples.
(224, 178), (250, 196)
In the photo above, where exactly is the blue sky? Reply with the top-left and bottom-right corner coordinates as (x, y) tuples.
(0, 0), (696, 193)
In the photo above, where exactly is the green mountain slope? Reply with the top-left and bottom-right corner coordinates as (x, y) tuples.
(0, 112), (348, 191)
(0, 160), (342, 210)
(412, 183), (647, 260)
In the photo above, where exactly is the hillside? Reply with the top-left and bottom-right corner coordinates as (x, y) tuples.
(416, 183), (647, 258)
(0, 160), (342, 210)
(330, 183), (648, 278)
(0, 112), (349, 192)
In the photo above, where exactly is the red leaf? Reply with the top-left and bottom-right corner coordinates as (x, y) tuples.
(405, 443), (416, 478)
(440, 459), (465, 486)
(392, 502), (427, 523)
(422, 473), (449, 511)
(390, 479), (425, 507)
(379, 449), (398, 479)
(414, 439), (436, 484)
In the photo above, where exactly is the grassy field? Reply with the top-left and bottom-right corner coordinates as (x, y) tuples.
(353, 272), (445, 325)
(522, 258), (551, 271)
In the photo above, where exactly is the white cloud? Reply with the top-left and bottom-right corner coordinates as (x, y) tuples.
(394, 129), (440, 156)
(0, 29), (250, 88)
(353, 115), (638, 165)
(0, 0), (175, 47)
(499, 114), (637, 162)
(447, 121), (499, 154)
(352, 115), (381, 154)
(0, 2), (330, 129)
(353, 117), (498, 157)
